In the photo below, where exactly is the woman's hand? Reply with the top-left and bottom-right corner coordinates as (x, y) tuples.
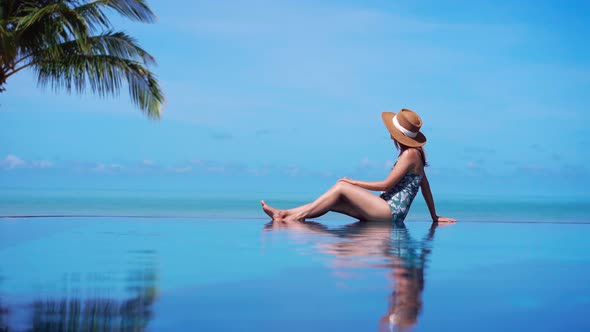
(434, 216), (457, 224)
(338, 177), (357, 185)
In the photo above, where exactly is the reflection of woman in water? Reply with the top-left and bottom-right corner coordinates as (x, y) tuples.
(261, 109), (455, 224)
(265, 219), (440, 331)
(380, 224), (436, 331)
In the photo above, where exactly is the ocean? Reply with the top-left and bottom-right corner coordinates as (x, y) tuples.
(1, 188), (589, 223)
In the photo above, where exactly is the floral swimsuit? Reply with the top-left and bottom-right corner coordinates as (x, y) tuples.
(379, 171), (423, 223)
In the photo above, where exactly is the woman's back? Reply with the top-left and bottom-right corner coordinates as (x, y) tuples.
(380, 149), (425, 222)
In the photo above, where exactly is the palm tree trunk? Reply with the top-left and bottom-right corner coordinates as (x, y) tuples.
(0, 67), (6, 92)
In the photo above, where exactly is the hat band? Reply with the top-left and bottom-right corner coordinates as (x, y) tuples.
(392, 115), (418, 138)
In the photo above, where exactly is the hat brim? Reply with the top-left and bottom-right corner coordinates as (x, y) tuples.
(381, 112), (427, 147)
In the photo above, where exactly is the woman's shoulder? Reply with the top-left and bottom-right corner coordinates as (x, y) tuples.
(400, 148), (422, 160)
(399, 148), (425, 173)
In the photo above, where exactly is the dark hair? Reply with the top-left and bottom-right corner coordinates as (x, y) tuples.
(393, 140), (429, 167)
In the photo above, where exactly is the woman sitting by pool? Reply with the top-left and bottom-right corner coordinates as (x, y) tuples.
(261, 109), (456, 224)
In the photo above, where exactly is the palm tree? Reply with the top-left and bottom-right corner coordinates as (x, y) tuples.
(0, 0), (165, 118)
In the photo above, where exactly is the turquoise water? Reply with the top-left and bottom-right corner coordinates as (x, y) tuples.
(0, 217), (589, 331)
(1, 189), (589, 222)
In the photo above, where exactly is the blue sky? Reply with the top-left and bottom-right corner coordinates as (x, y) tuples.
(1, 0), (589, 199)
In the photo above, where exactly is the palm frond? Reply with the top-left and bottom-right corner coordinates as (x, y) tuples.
(35, 54), (164, 118)
(73, 1), (114, 33)
(125, 60), (164, 118)
(90, 31), (155, 64)
(16, 2), (89, 43)
(14, 2), (90, 62)
(74, 0), (156, 25)
(34, 31), (156, 65)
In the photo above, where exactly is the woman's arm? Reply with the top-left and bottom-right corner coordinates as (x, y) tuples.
(341, 178), (388, 191)
(420, 174), (438, 221)
(420, 173), (456, 223)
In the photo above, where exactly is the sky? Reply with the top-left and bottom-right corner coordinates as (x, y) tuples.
(1, 0), (589, 199)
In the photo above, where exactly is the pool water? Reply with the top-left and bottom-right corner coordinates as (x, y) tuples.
(1, 217), (589, 331)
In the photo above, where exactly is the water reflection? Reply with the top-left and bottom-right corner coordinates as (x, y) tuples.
(0, 254), (157, 332)
(0, 278), (7, 332)
(265, 219), (442, 331)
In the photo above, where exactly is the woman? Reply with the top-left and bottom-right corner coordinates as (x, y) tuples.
(261, 109), (456, 224)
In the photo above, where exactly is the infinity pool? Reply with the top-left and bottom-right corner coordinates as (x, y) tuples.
(1, 217), (589, 331)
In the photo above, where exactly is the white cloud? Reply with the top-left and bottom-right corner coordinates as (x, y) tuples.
(1, 155), (26, 169)
(32, 160), (54, 168)
(206, 166), (225, 173)
(92, 163), (125, 173)
(0, 155), (56, 170)
(246, 167), (267, 176)
(190, 159), (206, 166)
(168, 166), (192, 173)
(359, 157), (395, 170)
(284, 164), (300, 177)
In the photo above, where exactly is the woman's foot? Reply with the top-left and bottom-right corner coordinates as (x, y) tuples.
(283, 211), (305, 223)
(261, 200), (286, 220)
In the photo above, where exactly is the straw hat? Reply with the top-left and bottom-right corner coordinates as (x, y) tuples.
(381, 109), (427, 147)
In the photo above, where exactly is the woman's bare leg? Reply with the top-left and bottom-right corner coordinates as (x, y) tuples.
(266, 182), (392, 222)
(261, 185), (342, 220)
(326, 197), (365, 220)
(262, 184), (346, 221)
(278, 183), (349, 218)
(263, 198), (364, 221)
